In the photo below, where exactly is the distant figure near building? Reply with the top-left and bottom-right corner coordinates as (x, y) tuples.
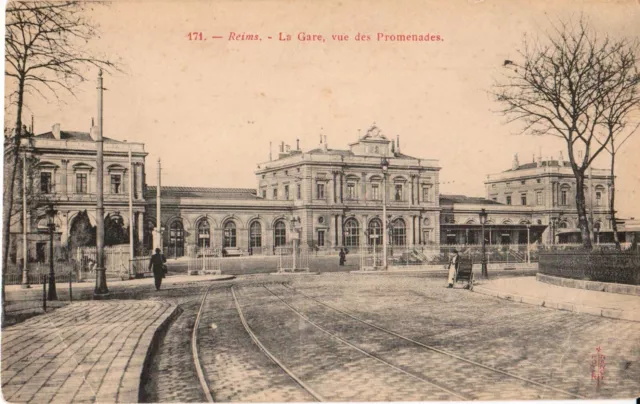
(339, 248), (346, 266)
(447, 249), (460, 288)
(149, 248), (167, 291)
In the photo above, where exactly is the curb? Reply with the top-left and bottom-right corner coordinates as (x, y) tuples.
(117, 302), (180, 403)
(473, 286), (640, 322)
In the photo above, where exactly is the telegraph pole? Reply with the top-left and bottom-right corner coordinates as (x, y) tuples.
(128, 145), (134, 279)
(94, 70), (109, 297)
(156, 159), (162, 251)
(21, 153), (30, 288)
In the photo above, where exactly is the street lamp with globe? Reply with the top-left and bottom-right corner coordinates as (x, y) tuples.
(381, 157), (389, 269)
(479, 208), (488, 279)
(45, 204), (58, 301)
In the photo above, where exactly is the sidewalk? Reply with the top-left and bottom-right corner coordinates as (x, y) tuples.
(1, 300), (177, 403)
(474, 276), (640, 322)
(3, 274), (235, 323)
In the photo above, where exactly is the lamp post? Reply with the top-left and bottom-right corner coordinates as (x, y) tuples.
(479, 208), (488, 279)
(526, 223), (531, 264)
(381, 157), (389, 269)
(291, 216), (301, 270)
(594, 222), (601, 245)
(46, 204), (58, 301)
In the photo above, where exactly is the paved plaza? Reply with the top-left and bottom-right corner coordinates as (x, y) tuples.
(3, 273), (640, 402)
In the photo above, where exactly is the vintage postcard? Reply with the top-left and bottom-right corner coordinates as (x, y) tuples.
(2, 0), (640, 402)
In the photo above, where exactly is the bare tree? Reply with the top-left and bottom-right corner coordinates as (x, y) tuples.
(595, 45), (640, 249)
(493, 18), (638, 249)
(3, 1), (117, 317)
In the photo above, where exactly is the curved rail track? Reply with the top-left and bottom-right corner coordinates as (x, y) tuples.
(192, 283), (216, 402)
(280, 283), (587, 400)
(190, 281), (587, 401)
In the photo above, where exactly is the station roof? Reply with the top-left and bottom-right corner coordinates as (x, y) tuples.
(145, 185), (260, 200)
(439, 194), (503, 205)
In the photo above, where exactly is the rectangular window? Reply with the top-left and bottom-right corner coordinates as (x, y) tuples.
(346, 183), (356, 199)
(317, 230), (325, 247)
(521, 194), (527, 206)
(110, 174), (122, 194)
(506, 195), (512, 205)
(262, 189), (267, 199)
(273, 188), (278, 199)
(284, 184), (290, 200)
(422, 186), (432, 202)
(492, 197), (497, 202)
(537, 178), (541, 183)
(76, 173), (87, 194)
(506, 182), (511, 188)
(371, 184), (380, 200)
(394, 184), (403, 201)
(561, 190), (568, 205)
(40, 172), (52, 194)
(521, 180), (526, 185)
(536, 192), (543, 206)
(296, 184), (301, 199)
(317, 183), (325, 199)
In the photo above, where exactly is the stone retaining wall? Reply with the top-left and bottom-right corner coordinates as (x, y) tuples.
(537, 273), (640, 296)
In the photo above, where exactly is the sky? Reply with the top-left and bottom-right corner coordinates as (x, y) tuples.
(3, 0), (640, 217)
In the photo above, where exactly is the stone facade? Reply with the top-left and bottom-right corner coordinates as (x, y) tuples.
(146, 126), (442, 257)
(9, 125), (147, 263)
(484, 154), (612, 244)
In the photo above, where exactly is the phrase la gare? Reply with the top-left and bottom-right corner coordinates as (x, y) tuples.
(228, 32), (442, 42)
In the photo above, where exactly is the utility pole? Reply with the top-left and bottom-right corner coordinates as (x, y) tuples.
(21, 153), (29, 288)
(94, 70), (109, 297)
(156, 159), (162, 252)
(128, 145), (134, 279)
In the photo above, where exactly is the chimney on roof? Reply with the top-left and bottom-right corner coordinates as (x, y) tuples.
(391, 140), (396, 153)
(89, 124), (98, 141)
(512, 153), (519, 170)
(558, 150), (564, 163)
(285, 144), (291, 153)
(323, 135), (328, 152)
(296, 138), (300, 150)
(269, 141), (272, 161)
(280, 141), (284, 153)
(52, 123), (61, 140)
(396, 135), (400, 153)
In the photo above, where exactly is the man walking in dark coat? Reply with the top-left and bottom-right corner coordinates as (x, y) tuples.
(149, 248), (166, 291)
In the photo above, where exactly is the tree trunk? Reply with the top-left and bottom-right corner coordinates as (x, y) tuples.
(2, 78), (24, 320)
(574, 172), (593, 249)
(609, 144), (621, 250)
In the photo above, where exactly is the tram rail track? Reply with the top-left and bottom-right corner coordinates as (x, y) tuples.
(281, 283), (587, 400)
(192, 283), (216, 402)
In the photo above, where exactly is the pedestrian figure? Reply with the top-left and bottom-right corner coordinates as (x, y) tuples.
(149, 248), (167, 291)
(339, 248), (346, 266)
(447, 249), (460, 288)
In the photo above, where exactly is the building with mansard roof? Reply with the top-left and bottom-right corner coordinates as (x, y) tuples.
(8, 124), (147, 264)
(144, 125), (443, 258)
(9, 122), (627, 265)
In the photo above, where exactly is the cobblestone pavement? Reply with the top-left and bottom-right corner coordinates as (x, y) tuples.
(196, 285), (315, 402)
(140, 299), (207, 403)
(1, 300), (176, 403)
(233, 285), (458, 401)
(281, 274), (640, 400)
(263, 283), (577, 401)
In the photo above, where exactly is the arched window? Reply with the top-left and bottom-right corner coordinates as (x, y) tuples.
(250, 221), (262, 248)
(559, 221), (569, 229)
(169, 220), (184, 257)
(274, 220), (287, 247)
(344, 218), (360, 247)
(391, 218), (406, 246)
(367, 218), (382, 246)
(223, 221), (237, 248)
(197, 220), (210, 248)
